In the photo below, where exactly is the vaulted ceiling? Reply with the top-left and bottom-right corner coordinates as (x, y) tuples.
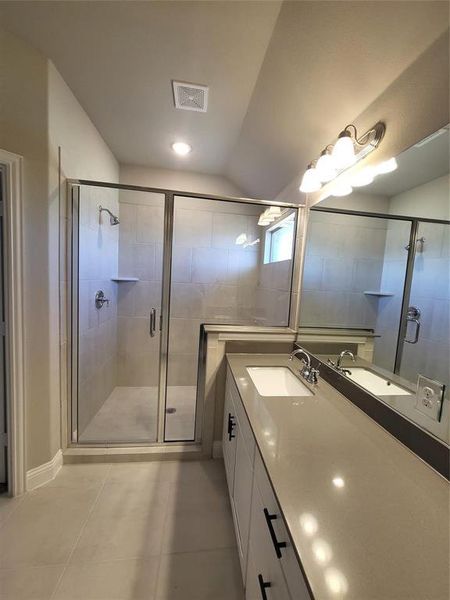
(1, 1), (448, 199)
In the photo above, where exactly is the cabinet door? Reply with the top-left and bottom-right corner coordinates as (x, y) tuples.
(245, 543), (262, 600)
(254, 452), (311, 599)
(234, 429), (254, 577)
(247, 480), (291, 600)
(223, 383), (238, 492)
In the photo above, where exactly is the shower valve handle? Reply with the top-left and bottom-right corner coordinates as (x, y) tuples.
(95, 290), (110, 309)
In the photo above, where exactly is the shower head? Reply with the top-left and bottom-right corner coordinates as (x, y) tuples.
(99, 206), (120, 226)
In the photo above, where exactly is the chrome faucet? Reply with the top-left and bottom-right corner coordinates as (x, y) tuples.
(289, 348), (319, 384)
(328, 350), (355, 375)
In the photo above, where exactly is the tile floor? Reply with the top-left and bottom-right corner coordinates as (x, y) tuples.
(79, 386), (197, 443)
(0, 460), (244, 600)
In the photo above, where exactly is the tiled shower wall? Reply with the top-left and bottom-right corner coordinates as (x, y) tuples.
(78, 187), (119, 436)
(255, 255), (293, 326)
(116, 191), (164, 388)
(372, 220), (410, 370)
(167, 199), (261, 388)
(300, 210), (388, 328)
(115, 194), (295, 390)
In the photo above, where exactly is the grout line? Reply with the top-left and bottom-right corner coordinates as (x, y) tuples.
(49, 463), (113, 600)
(0, 494), (26, 532)
(150, 477), (173, 600)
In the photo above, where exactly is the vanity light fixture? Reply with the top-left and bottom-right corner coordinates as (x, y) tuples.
(315, 149), (337, 183)
(258, 214), (272, 226)
(351, 166), (375, 187)
(258, 206), (284, 226)
(299, 121), (386, 194)
(171, 141), (192, 156)
(331, 130), (356, 169)
(235, 233), (260, 248)
(331, 181), (353, 197)
(299, 163), (322, 193)
(374, 157), (397, 174)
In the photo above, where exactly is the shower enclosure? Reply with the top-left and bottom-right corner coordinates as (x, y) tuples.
(68, 181), (299, 446)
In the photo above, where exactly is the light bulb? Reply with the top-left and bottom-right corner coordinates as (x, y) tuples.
(171, 141), (192, 156)
(331, 181), (353, 197)
(351, 167), (375, 187)
(375, 157), (397, 174)
(331, 131), (355, 169)
(299, 164), (321, 193)
(266, 206), (282, 217)
(316, 151), (336, 182)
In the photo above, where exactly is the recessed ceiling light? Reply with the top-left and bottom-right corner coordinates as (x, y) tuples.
(172, 142), (192, 156)
(332, 476), (345, 488)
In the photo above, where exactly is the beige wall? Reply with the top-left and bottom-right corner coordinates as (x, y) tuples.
(389, 174), (450, 220)
(0, 27), (119, 469)
(48, 61), (119, 449)
(120, 164), (244, 198)
(0, 28), (54, 469)
(116, 190), (165, 389)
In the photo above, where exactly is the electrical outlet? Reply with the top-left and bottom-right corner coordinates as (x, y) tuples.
(415, 375), (445, 422)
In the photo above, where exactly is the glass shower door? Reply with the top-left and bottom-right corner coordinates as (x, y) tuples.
(75, 184), (166, 444)
(398, 222), (450, 393)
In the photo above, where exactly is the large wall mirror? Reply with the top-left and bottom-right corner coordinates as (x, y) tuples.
(299, 126), (449, 445)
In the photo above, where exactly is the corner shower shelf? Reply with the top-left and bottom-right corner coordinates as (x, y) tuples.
(363, 291), (394, 297)
(111, 277), (140, 282)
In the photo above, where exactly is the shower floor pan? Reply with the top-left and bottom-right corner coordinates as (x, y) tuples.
(78, 385), (197, 443)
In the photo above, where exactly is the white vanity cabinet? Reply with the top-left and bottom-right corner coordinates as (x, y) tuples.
(223, 366), (311, 600)
(222, 374), (238, 490)
(223, 369), (255, 578)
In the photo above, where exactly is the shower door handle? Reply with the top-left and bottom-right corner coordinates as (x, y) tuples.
(405, 318), (420, 344)
(149, 308), (157, 337)
(405, 306), (421, 344)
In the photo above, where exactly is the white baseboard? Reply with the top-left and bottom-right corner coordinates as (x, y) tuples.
(26, 449), (63, 491)
(212, 440), (223, 459)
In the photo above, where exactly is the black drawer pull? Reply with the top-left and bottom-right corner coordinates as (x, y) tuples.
(264, 508), (287, 559)
(258, 574), (271, 600)
(227, 413), (236, 441)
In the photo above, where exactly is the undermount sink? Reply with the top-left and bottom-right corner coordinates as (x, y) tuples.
(345, 368), (412, 396)
(247, 367), (313, 397)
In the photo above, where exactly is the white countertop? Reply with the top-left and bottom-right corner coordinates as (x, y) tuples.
(227, 353), (449, 600)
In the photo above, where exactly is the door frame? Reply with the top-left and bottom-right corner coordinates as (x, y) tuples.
(0, 150), (26, 496)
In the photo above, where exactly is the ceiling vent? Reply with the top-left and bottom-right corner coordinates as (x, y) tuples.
(172, 81), (208, 113)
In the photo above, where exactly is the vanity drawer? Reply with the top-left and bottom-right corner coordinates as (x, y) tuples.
(254, 451), (311, 600)
(227, 367), (255, 462)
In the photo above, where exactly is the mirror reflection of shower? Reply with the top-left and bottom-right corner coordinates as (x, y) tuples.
(99, 205), (120, 225)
